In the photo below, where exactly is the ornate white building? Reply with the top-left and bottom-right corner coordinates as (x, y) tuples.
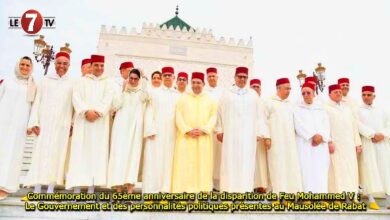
(97, 7), (254, 88)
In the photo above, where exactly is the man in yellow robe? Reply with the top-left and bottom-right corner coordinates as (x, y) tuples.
(171, 72), (217, 193)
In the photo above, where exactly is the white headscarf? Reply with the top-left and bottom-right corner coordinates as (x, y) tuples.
(14, 57), (36, 103)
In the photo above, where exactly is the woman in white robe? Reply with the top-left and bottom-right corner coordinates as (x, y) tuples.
(0, 56), (36, 199)
(107, 69), (149, 193)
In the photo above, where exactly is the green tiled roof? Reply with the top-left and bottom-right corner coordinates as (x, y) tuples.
(160, 6), (193, 31)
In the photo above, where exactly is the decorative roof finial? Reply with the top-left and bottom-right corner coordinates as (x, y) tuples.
(175, 5), (179, 16)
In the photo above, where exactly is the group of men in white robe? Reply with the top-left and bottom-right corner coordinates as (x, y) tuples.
(0, 52), (389, 210)
(291, 77), (390, 210)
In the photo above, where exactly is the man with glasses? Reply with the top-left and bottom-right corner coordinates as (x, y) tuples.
(262, 78), (302, 204)
(176, 72), (188, 94)
(171, 72), (217, 193)
(358, 86), (390, 210)
(250, 79), (269, 194)
(325, 84), (361, 203)
(293, 82), (331, 200)
(66, 54), (117, 194)
(205, 67), (224, 191)
(24, 52), (74, 194)
(216, 67), (265, 193)
(143, 66), (180, 193)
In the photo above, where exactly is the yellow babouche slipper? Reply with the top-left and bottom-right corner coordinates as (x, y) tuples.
(21, 196), (29, 202)
(271, 201), (280, 206)
(368, 202), (380, 210)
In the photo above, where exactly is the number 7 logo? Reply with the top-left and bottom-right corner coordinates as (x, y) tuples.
(21, 9), (43, 34)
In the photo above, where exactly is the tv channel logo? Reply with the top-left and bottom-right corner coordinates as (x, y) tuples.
(8, 9), (55, 35)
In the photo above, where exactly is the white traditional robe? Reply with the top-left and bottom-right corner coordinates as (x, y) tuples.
(142, 85), (179, 193)
(112, 76), (127, 110)
(206, 86), (224, 190)
(293, 101), (330, 193)
(342, 95), (361, 128)
(263, 96), (302, 194)
(325, 100), (361, 194)
(107, 86), (149, 188)
(254, 97), (270, 189)
(0, 76), (32, 193)
(65, 74), (116, 189)
(342, 95), (359, 113)
(217, 86), (263, 193)
(358, 104), (390, 196)
(109, 76), (125, 147)
(24, 73), (74, 187)
(295, 91), (328, 106)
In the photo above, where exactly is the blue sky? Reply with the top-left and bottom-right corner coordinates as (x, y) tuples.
(1, 0), (389, 109)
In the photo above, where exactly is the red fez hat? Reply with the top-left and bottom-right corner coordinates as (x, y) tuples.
(177, 72), (188, 79)
(235, 67), (248, 75)
(305, 76), (317, 84)
(0, 79), (3, 85)
(276, 78), (290, 86)
(329, 84), (341, 94)
(206, 67), (217, 74)
(162, 66), (174, 74)
(90, 54), (105, 63)
(302, 82), (315, 91)
(56, 52), (70, 60)
(119, 62), (134, 70)
(250, 79), (261, 86)
(362, 85), (375, 93)
(191, 72), (204, 82)
(338, 78), (350, 84)
(81, 58), (91, 66)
